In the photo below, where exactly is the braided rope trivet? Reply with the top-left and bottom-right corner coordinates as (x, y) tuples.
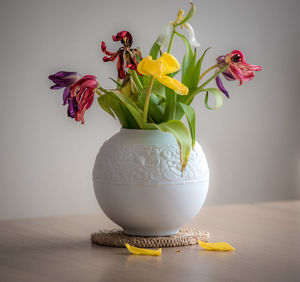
(91, 228), (210, 248)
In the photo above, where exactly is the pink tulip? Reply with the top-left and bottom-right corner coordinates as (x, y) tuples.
(215, 50), (262, 97)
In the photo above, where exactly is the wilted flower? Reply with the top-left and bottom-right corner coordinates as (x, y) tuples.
(215, 50), (262, 98)
(49, 71), (81, 119)
(70, 75), (100, 124)
(49, 72), (99, 124)
(172, 5), (200, 49)
(183, 23), (200, 48)
(49, 71), (80, 90)
(156, 23), (172, 48)
(101, 31), (142, 79)
(137, 53), (188, 95)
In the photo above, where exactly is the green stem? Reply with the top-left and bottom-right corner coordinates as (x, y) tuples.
(99, 86), (109, 94)
(182, 64), (230, 107)
(170, 92), (177, 120)
(165, 26), (177, 120)
(198, 63), (229, 90)
(198, 64), (218, 83)
(143, 76), (155, 123)
(95, 89), (103, 96)
(129, 69), (143, 91)
(167, 26), (176, 53)
(117, 78), (121, 90)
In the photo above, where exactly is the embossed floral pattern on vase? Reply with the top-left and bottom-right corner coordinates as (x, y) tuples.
(94, 142), (209, 185)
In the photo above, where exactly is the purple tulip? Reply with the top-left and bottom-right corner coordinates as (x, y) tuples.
(62, 86), (79, 118)
(215, 75), (229, 98)
(67, 96), (79, 118)
(49, 71), (81, 120)
(49, 71), (80, 90)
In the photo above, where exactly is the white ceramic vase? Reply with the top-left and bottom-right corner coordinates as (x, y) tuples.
(93, 129), (209, 236)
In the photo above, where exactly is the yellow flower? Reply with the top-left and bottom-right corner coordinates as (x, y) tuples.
(137, 53), (189, 95)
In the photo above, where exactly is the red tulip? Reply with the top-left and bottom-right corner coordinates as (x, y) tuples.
(101, 31), (142, 79)
(70, 75), (100, 124)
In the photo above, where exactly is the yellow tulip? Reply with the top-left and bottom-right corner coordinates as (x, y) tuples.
(137, 53), (189, 95)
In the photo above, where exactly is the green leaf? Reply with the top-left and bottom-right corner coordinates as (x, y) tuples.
(121, 77), (132, 97)
(158, 97), (166, 105)
(162, 70), (182, 121)
(97, 94), (129, 128)
(128, 69), (143, 92)
(190, 47), (211, 87)
(178, 63), (228, 108)
(162, 69), (182, 122)
(121, 105), (140, 129)
(107, 89), (144, 128)
(155, 120), (192, 172)
(97, 95), (115, 119)
(143, 75), (166, 99)
(197, 47), (211, 75)
(184, 47), (198, 87)
(163, 87), (177, 121)
(175, 32), (193, 85)
(204, 88), (223, 110)
(169, 70), (180, 78)
(149, 41), (161, 60)
(176, 86), (199, 119)
(130, 77), (140, 97)
(138, 92), (164, 124)
(182, 47), (198, 88)
(111, 102), (130, 128)
(174, 2), (196, 27)
(121, 74), (141, 100)
(109, 77), (121, 87)
(177, 102), (196, 147)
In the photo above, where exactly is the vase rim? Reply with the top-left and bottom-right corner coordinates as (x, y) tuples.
(120, 128), (162, 134)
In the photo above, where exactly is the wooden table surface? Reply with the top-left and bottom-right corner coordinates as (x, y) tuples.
(0, 201), (299, 282)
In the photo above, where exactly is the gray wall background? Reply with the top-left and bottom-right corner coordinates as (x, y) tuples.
(0, 0), (299, 220)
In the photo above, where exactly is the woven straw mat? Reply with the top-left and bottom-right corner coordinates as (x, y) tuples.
(91, 228), (210, 248)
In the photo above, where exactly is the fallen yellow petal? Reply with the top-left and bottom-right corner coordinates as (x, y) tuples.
(197, 240), (235, 251)
(125, 243), (162, 256)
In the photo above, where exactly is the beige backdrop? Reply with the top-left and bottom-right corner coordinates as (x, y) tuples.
(0, 0), (299, 220)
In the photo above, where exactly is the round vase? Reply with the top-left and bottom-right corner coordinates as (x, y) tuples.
(93, 129), (209, 236)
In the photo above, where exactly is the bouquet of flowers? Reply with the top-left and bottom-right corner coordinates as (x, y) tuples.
(49, 2), (262, 172)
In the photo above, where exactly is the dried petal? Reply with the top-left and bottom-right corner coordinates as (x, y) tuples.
(125, 243), (162, 256)
(49, 71), (80, 89)
(156, 22), (172, 48)
(197, 240), (235, 251)
(101, 31), (141, 79)
(215, 75), (229, 98)
(184, 23), (200, 48)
